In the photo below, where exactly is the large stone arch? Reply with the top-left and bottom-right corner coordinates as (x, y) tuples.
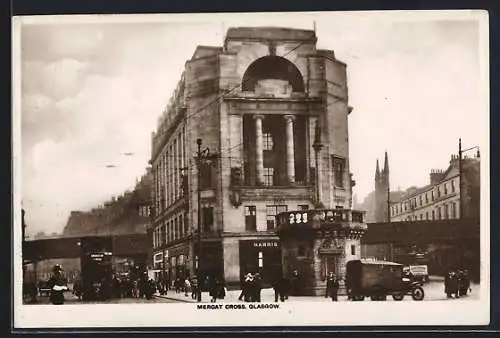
(241, 56), (305, 92)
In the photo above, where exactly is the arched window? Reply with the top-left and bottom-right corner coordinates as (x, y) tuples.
(242, 56), (305, 92)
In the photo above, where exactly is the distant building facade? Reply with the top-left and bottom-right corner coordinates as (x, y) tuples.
(62, 171), (152, 237)
(150, 27), (366, 292)
(389, 154), (480, 222)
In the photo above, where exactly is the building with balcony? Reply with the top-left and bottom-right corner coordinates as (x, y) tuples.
(150, 27), (366, 290)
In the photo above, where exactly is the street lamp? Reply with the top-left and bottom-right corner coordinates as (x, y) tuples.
(195, 139), (218, 302)
(458, 138), (480, 220)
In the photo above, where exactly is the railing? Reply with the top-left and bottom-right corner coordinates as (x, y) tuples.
(276, 209), (367, 229)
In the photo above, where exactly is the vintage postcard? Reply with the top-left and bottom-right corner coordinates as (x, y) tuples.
(12, 10), (490, 328)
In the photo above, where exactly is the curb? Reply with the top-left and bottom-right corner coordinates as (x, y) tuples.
(154, 294), (197, 303)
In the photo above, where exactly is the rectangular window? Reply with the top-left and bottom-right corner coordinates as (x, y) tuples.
(436, 187), (441, 198)
(202, 207), (214, 233)
(426, 211), (429, 220)
(437, 207), (442, 220)
(432, 210), (435, 220)
(263, 132), (274, 151)
(332, 156), (345, 188)
(431, 190), (435, 201)
(419, 195), (422, 206)
(444, 205), (449, 219)
(420, 214), (423, 220)
(451, 203), (456, 218)
(244, 206), (257, 231)
(425, 193), (429, 204)
(263, 167), (274, 186)
(351, 245), (356, 256)
(266, 205), (288, 230)
(444, 183), (448, 195)
(451, 179), (456, 193)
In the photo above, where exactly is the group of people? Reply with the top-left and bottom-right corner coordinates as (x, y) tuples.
(238, 272), (264, 302)
(71, 271), (157, 301)
(157, 274), (226, 303)
(444, 268), (471, 299)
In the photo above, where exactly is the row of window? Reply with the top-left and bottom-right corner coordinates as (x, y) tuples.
(153, 127), (186, 216)
(153, 212), (186, 249)
(398, 202), (459, 222)
(153, 203), (312, 248)
(259, 157), (346, 187)
(244, 204), (309, 231)
(391, 178), (457, 216)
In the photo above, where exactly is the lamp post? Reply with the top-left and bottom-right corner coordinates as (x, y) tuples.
(194, 139), (217, 302)
(458, 138), (480, 220)
(196, 139), (202, 302)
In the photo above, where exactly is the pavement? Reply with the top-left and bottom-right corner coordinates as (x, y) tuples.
(155, 279), (480, 303)
(23, 293), (176, 305)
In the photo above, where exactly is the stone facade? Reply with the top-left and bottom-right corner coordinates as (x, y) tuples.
(389, 155), (480, 222)
(150, 27), (366, 290)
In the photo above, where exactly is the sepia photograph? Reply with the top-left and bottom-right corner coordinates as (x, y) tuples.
(12, 10), (490, 328)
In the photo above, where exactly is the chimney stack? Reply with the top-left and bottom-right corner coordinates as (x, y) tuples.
(429, 169), (444, 185)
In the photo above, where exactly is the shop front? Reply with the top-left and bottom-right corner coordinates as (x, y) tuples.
(197, 241), (224, 288)
(166, 243), (190, 287)
(239, 239), (282, 288)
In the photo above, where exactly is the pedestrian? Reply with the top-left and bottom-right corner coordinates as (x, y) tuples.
(191, 275), (200, 300)
(253, 272), (262, 302)
(272, 271), (286, 302)
(445, 269), (459, 299)
(290, 269), (300, 296)
(73, 277), (82, 300)
(326, 272), (340, 301)
(238, 273), (253, 301)
(184, 276), (191, 297)
(458, 269), (471, 297)
(210, 277), (226, 303)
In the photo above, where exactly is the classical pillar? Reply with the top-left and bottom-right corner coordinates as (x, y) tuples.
(254, 114), (264, 185)
(284, 115), (296, 184)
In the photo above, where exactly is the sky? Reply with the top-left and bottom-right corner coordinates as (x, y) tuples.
(15, 11), (488, 237)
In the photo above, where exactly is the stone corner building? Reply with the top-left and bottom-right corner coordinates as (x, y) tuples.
(150, 27), (366, 294)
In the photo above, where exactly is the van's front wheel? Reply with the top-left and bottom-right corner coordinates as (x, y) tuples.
(411, 286), (425, 301)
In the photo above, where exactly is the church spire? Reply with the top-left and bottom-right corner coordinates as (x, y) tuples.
(375, 159), (380, 178)
(384, 151), (389, 174)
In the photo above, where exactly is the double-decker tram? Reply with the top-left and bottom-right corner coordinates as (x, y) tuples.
(79, 237), (113, 301)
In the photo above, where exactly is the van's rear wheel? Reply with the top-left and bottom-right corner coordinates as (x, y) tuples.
(370, 287), (386, 301)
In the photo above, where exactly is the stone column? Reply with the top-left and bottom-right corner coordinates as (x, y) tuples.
(254, 114), (264, 185)
(284, 115), (296, 184)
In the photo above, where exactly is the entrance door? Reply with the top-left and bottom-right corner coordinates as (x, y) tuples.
(323, 255), (341, 278)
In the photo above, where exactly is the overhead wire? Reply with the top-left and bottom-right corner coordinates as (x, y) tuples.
(77, 30), (351, 260)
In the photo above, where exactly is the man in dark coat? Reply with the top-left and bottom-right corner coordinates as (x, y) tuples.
(445, 269), (459, 298)
(253, 272), (262, 302)
(326, 272), (340, 301)
(458, 269), (471, 297)
(272, 272), (287, 302)
(290, 269), (300, 296)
